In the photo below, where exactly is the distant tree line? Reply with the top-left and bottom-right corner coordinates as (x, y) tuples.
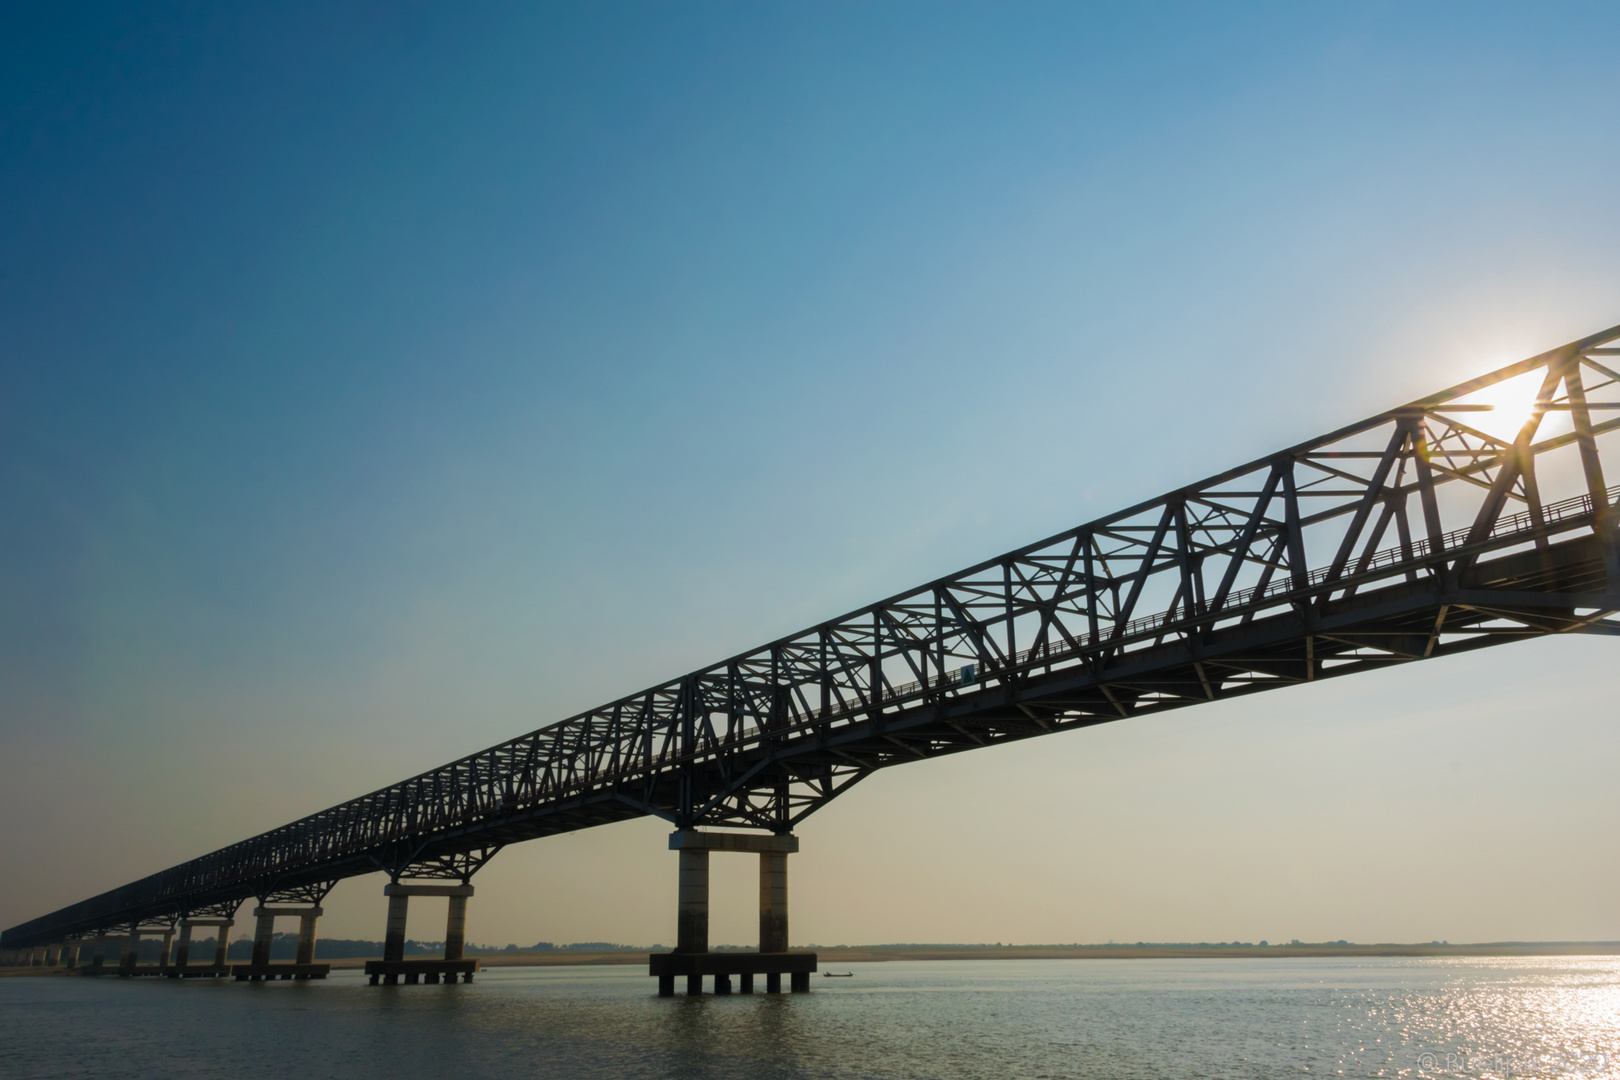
(118, 934), (647, 962)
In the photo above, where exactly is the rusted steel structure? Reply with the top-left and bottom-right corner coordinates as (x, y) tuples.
(5, 324), (1618, 954)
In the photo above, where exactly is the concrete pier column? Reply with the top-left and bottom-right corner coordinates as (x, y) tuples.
(383, 890), (410, 963)
(759, 850), (789, 954)
(92, 934), (108, 969)
(251, 908), (276, 968)
(676, 848), (710, 955)
(174, 924), (193, 969)
(295, 911), (319, 966)
(444, 892), (470, 961)
(45, 944), (61, 966)
(62, 941), (80, 969)
(158, 930), (174, 969)
(213, 924), (232, 968)
(120, 929), (140, 973)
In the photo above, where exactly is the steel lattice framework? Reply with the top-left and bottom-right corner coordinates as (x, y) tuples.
(7, 325), (1620, 949)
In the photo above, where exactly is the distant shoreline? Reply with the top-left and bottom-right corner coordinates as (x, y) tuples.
(7, 941), (1619, 976)
(460, 942), (1620, 968)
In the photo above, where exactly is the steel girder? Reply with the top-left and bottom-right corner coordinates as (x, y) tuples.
(6, 325), (1620, 949)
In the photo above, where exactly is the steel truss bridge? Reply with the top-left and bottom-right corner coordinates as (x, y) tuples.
(7, 325), (1620, 949)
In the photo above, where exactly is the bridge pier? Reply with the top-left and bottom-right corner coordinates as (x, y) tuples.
(118, 928), (140, 974)
(678, 846), (708, 955)
(651, 830), (814, 996)
(364, 883), (479, 985)
(61, 940), (79, 969)
(251, 907), (275, 968)
(101, 926), (182, 976)
(295, 910), (319, 965)
(233, 906), (328, 981)
(169, 919), (233, 976)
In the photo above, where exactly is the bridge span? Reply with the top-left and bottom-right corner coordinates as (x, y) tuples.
(6, 325), (1619, 992)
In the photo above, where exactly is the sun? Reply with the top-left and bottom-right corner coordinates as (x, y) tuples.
(1461, 369), (1543, 443)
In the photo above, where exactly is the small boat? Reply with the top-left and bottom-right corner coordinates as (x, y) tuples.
(822, 971), (854, 977)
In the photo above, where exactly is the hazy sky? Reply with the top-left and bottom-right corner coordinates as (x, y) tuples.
(5, 2), (1620, 950)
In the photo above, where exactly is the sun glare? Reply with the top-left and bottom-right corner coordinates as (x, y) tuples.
(1460, 370), (1543, 443)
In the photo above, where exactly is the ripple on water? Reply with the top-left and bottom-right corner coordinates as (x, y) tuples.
(2, 957), (1617, 1080)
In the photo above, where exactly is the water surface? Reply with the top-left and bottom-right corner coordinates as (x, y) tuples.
(4, 957), (1617, 1079)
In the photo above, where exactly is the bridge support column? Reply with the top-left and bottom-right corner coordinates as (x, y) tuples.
(91, 934), (107, 970)
(119, 929), (141, 974)
(213, 923), (232, 969)
(251, 908), (276, 969)
(445, 894), (468, 962)
(44, 944), (61, 966)
(677, 847), (709, 956)
(158, 929), (174, 969)
(174, 924), (192, 969)
(170, 918), (232, 975)
(652, 830), (813, 996)
(236, 907), (326, 980)
(760, 850), (788, 955)
(365, 884), (478, 986)
(677, 846), (708, 996)
(62, 940), (80, 969)
(384, 891), (409, 966)
(295, 910), (319, 966)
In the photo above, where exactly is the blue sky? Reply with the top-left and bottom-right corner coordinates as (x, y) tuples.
(4, 2), (1620, 947)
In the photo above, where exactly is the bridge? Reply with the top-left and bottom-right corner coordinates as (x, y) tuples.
(6, 324), (1619, 992)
